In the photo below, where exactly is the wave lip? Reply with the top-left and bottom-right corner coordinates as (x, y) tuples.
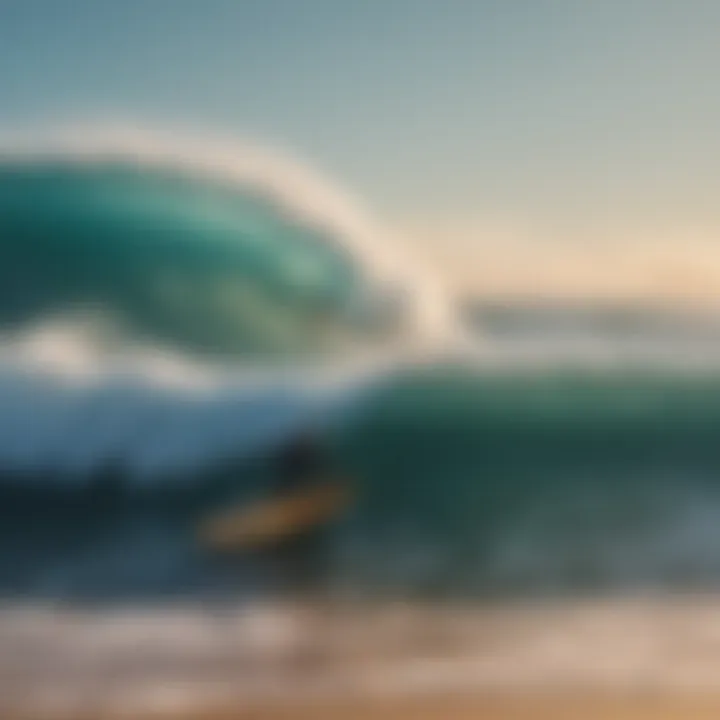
(0, 124), (458, 356)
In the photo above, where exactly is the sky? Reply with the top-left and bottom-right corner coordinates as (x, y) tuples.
(2, 0), (720, 300)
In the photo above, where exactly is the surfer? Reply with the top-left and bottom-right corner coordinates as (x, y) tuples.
(198, 430), (351, 597)
(264, 432), (347, 595)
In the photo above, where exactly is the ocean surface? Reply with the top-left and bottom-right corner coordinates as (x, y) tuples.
(3, 128), (720, 711)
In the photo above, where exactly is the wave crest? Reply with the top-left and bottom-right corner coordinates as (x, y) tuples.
(0, 124), (456, 480)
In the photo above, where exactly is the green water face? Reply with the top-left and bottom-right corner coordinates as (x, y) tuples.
(0, 164), (371, 359)
(329, 369), (720, 598)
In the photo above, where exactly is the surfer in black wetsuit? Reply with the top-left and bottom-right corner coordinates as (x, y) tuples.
(199, 431), (350, 599)
(267, 432), (346, 595)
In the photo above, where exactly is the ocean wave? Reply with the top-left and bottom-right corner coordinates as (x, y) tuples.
(4, 126), (720, 610)
(0, 125), (459, 481)
(0, 127), (456, 357)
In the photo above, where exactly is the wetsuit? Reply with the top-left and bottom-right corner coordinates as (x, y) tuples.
(265, 434), (338, 594)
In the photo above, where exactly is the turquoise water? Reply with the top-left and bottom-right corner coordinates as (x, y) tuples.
(0, 146), (719, 602)
(0, 163), (370, 359)
(1, 368), (719, 601)
(337, 369), (720, 597)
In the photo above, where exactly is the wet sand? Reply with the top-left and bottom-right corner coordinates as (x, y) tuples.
(8, 692), (720, 720)
(7, 596), (720, 718)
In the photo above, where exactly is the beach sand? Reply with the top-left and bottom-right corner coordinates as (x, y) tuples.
(6, 597), (720, 718)
(7, 692), (720, 720)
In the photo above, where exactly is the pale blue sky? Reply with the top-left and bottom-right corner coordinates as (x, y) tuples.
(2, 1), (720, 296)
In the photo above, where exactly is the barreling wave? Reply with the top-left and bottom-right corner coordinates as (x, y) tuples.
(0, 125), (456, 360)
(0, 125), (460, 481)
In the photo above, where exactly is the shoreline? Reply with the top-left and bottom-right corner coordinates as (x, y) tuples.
(9, 691), (720, 720)
(6, 595), (720, 716)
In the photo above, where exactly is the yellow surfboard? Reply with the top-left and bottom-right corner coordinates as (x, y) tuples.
(198, 480), (351, 553)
